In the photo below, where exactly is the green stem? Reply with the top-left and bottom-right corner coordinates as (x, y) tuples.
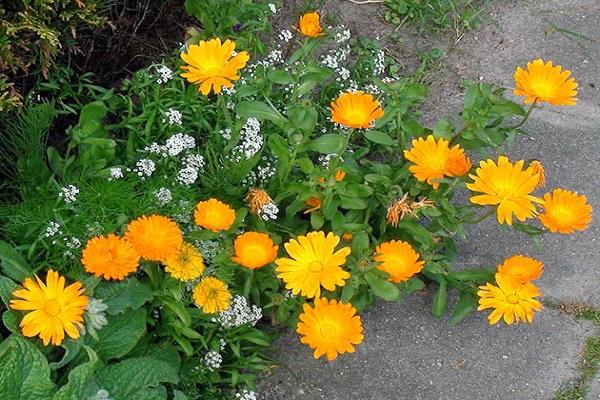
(508, 102), (536, 129)
(465, 207), (495, 224)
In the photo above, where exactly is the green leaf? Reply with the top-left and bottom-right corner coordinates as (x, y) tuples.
(0, 240), (31, 281)
(94, 278), (153, 315)
(173, 390), (190, 400)
(0, 335), (56, 400)
(308, 134), (345, 154)
(433, 118), (453, 139)
(363, 130), (395, 146)
(449, 269), (494, 283)
(96, 357), (178, 399)
(2, 310), (18, 333)
(400, 277), (425, 294)
(90, 308), (146, 361)
(432, 279), (448, 318)
(0, 275), (17, 306)
(341, 276), (360, 303)
(235, 101), (287, 125)
(449, 292), (477, 325)
(130, 386), (168, 400)
(310, 212), (324, 230)
(364, 272), (401, 302)
(52, 347), (98, 400)
(267, 70), (294, 85)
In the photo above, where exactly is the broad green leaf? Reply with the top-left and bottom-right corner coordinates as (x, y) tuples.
(52, 347), (98, 400)
(432, 279), (448, 318)
(433, 118), (453, 139)
(341, 276), (360, 303)
(364, 130), (395, 146)
(449, 269), (494, 283)
(0, 275), (17, 306)
(89, 308), (146, 361)
(235, 101), (287, 125)
(2, 310), (18, 333)
(267, 70), (294, 85)
(174, 390), (190, 400)
(96, 357), (178, 399)
(400, 277), (425, 294)
(130, 386), (168, 400)
(94, 278), (153, 315)
(0, 240), (31, 281)
(449, 292), (477, 325)
(308, 134), (344, 154)
(364, 273), (401, 302)
(0, 335), (56, 400)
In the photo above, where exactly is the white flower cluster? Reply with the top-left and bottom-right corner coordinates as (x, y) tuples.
(86, 222), (103, 237)
(177, 153), (205, 186)
(220, 338), (227, 350)
(374, 49), (385, 76)
(278, 29), (293, 43)
(108, 167), (123, 181)
(220, 128), (232, 140)
(363, 83), (382, 96)
(165, 133), (196, 156)
(134, 159), (156, 178)
(322, 45), (351, 83)
(64, 236), (82, 258)
(235, 390), (258, 400)
(317, 153), (343, 168)
(85, 297), (109, 331)
(162, 108), (183, 125)
(230, 118), (263, 161)
(335, 26), (351, 43)
(173, 199), (193, 224)
(268, 3), (277, 13)
(156, 65), (173, 84)
(45, 221), (61, 237)
(266, 49), (284, 65)
(154, 187), (173, 206)
(59, 185), (79, 203)
(259, 202), (279, 221)
(195, 240), (219, 261)
(215, 295), (262, 329)
(203, 351), (223, 371)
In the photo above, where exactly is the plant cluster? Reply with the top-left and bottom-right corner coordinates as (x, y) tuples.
(0, 4), (592, 400)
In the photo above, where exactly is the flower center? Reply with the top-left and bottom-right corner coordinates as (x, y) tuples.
(320, 323), (337, 339)
(308, 261), (324, 273)
(496, 187), (514, 199)
(43, 299), (61, 316)
(531, 80), (555, 99)
(550, 206), (574, 224)
(506, 294), (520, 304)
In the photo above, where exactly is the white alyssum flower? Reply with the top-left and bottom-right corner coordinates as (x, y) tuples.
(278, 29), (293, 43)
(268, 3), (277, 13)
(134, 159), (156, 178)
(235, 389), (258, 400)
(215, 295), (262, 329)
(162, 108), (183, 125)
(156, 65), (173, 84)
(231, 117), (263, 161)
(108, 167), (123, 181)
(374, 49), (385, 76)
(220, 338), (227, 350)
(363, 83), (382, 95)
(45, 221), (61, 237)
(220, 128), (232, 140)
(177, 166), (199, 186)
(335, 26), (351, 43)
(144, 142), (167, 157)
(165, 133), (195, 156)
(195, 240), (219, 261)
(86, 222), (103, 237)
(203, 351), (223, 371)
(154, 187), (173, 206)
(259, 202), (279, 221)
(183, 154), (205, 170)
(59, 185), (79, 203)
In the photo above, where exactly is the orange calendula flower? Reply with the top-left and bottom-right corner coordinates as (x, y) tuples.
(10, 270), (88, 346)
(538, 189), (592, 234)
(232, 231), (279, 270)
(373, 240), (424, 283)
(335, 169), (346, 182)
(124, 215), (183, 262)
(514, 59), (577, 106)
(477, 273), (543, 325)
(194, 198), (236, 232)
(466, 156), (543, 225)
(330, 91), (384, 129)
(297, 298), (363, 361)
(275, 231), (351, 298)
(297, 12), (324, 38)
(192, 276), (231, 314)
(180, 38), (250, 95)
(304, 196), (321, 214)
(529, 160), (546, 188)
(81, 234), (140, 280)
(497, 255), (544, 283)
(163, 242), (205, 281)
(342, 232), (353, 241)
(403, 135), (470, 189)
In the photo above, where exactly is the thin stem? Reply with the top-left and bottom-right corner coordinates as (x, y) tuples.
(508, 102), (536, 130)
(465, 207), (495, 224)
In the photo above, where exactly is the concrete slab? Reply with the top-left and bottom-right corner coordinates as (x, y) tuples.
(259, 296), (594, 400)
(589, 375), (600, 399)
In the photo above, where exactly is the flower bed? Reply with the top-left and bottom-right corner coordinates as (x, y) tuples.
(0, 4), (592, 400)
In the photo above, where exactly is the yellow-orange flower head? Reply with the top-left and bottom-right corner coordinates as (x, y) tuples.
(163, 242), (205, 281)
(304, 196), (321, 214)
(514, 59), (577, 106)
(466, 156), (542, 225)
(275, 231), (351, 298)
(497, 255), (544, 283)
(298, 12), (324, 38)
(192, 276), (231, 314)
(373, 240), (424, 283)
(10, 269), (88, 346)
(297, 298), (364, 361)
(180, 38), (250, 95)
(529, 160), (546, 188)
(477, 273), (542, 325)
(232, 231), (279, 270)
(124, 215), (183, 262)
(335, 169), (346, 182)
(194, 198), (236, 232)
(403, 135), (470, 189)
(330, 91), (384, 129)
(538, 189), (592, 234)
(81, 234), (140, 280)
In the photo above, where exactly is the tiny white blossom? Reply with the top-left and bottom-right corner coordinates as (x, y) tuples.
(235, 390), (258, 400)
(278, 29), (292, 43)
(134, 159), (156, 178)
(162, 108), (183, 125)
(268, 3), (277, 13)
(217, 295), (262, 329)
(154, 187), (173, 206)
(203, 351), (223, 371)
(195, 240), (219, 261)
(165, 133), (195, 156)
(45, 221), (61, 237)
(156, 65), (173, 84)
(259, 202), (279, 221)
(59, 185), (79, 203)
(335, 27), (351, 43)
(177, 166), (199, 186)
(220, 338), (227, 350)
(108, 167), (123, 181)
(220, 128), (232, 140)
(374, 49), (385, 76)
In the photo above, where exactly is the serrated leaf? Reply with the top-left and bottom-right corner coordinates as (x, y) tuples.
(89, 308), (146, 361)
(52, 347), (98, 400)
(0, 335), (56, 400)
(96, 357), (178, 399)
(94, 278), (153, 315)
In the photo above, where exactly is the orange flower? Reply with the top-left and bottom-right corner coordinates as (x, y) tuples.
(194, 198), (236, 232)
(330, 91), (384, 129)
(514, 59), (577, 106)
(335, 169), (346, 182)
(304, 196), (321, 214)
(81, 234), (140, 280)
(497, 255), (544, 283)
(529, 160), (546, 188)
(232, 232), (279, 270)
(298, 12), (324, 38)
(446, 151), (472, 177)
(373, 240), (424, 283)
(538, 189), (592, 234)
(342, 232), (353, 241)
(124, 215), (183, 261)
